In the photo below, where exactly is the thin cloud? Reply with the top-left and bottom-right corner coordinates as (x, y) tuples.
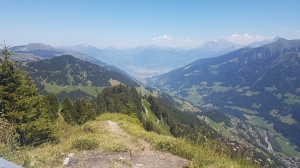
(227, 33), (265, 44)
(183, 39), (194, 42)
(152, 35), (173, 42)
(294, 30), (300, 33)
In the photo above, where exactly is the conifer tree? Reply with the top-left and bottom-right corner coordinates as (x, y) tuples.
(0, 43), (56, 146)
(61, 97), (75, 125)
(43, 93), (60, 121)
(74, 98), (95, 125)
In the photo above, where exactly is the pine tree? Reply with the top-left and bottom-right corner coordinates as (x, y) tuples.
(144, 118), (153, 132)
(0, 44), (56, 146)
(74, 98), (95, 125)
(61, 97), (75, 125)
(43, 93), (60, 121)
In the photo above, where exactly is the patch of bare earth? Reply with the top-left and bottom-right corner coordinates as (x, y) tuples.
(65, 121), (188, 168)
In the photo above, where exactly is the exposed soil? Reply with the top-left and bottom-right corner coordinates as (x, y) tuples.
(65, 121), (188, 168)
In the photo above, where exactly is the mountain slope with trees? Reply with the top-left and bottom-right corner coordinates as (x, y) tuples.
(146, 38), (300, 159)
(18, 55), (139, 101)
(8, 43), (133, 81)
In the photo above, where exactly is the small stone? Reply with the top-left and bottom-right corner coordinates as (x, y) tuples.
(136, 163), (144, 167)
(63, 157), (70, 166)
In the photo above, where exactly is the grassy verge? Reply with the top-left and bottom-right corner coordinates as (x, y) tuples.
(1, 113), (258, 168)
(0, 117), (128, 168)
(97, 113), (257, 168)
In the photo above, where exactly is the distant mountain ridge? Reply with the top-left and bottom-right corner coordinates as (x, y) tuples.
(197, 39), (238, 52)
(10, 43), (107, 66)
(6, 38), (280, 79)
(59, 38), (279, 78)
(247, 36), (281, 48)
(59, 39), (244, 78)
(6, 43), (140, 84)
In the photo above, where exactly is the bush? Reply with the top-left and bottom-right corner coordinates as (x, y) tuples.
(0, 114), (19, 148)
(72, 138), (99, 150)
(82, 122), (98, 133)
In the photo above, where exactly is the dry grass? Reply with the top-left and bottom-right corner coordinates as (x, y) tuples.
(0, 117), (128, 168)
(1, 113), (258, 168)
(97, 113), (258, 168)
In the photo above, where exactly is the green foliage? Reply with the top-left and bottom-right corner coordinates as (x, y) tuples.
(82, 122), (99, 133)
(201, 110), (232, 127)
(72, 138), (99, 150)
(22, 55), (139, 89)
(61, 97), (76, 125)
(141, 99), (171, 135)
(0, 44), (57, 146)
(74, 98), (96, 125)
(147, 95), (205, 137)
(21, 113), (58, 146)
(92, 84), (143, 122)
(61, 97), (96, 125)
(0, 113), (19, 148)
(43, 93), (59, 121)
(56, 89), (95, 102)
(143, 118), (154, 131)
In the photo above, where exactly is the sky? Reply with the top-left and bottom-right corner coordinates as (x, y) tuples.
(1, 0), (300, 49)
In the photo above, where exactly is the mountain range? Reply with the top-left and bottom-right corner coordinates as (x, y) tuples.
(58, 39), (278, 78)
(6, 38), (279, 79)
(146, 38), (300, 158)
(2, 37), (299, 166)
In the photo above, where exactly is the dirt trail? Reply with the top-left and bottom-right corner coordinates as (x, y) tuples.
(65, 120), (188, 168)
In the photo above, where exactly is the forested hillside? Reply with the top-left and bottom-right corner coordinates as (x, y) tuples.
(17, 55), (139, 101)
(23, 55), (139, 87)
(147, 39), (300, 160)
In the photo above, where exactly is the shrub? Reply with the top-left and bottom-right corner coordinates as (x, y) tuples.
(82, 122), (98, 133)
(72, 138), (99, 150)
(0, 113), (19, 148)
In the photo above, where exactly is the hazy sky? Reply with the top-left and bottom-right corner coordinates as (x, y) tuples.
(1, 0), (300, 48)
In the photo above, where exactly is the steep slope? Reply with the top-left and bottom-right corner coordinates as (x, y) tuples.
(148, 38), (300, 89)
(146, 38), (300, 156)
(20, 55), (139, 100)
